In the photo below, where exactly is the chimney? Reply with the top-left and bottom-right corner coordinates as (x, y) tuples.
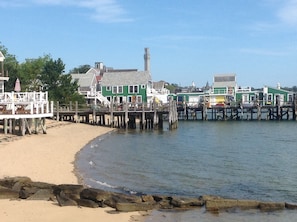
(144, 48), (150, 72)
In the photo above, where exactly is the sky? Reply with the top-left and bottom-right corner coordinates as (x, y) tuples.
(0, 0), (297, 88)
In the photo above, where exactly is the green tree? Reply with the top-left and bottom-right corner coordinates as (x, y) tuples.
(17, 55), (51, 91)
(0, 42), (19, 92)
(68, 64), (91, 74)
(40, 58), (84, 104)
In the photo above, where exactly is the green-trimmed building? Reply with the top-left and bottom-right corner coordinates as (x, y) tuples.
(263, 85), (294, 106)
(100, 71), (152, 104)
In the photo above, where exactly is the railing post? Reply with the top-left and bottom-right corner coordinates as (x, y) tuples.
(56, 101), (60, 121)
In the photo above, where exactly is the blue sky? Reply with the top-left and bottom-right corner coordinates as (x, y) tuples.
(1, 0), (297, 88)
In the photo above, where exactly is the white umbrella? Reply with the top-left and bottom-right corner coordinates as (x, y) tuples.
(14, 78), (21, 92)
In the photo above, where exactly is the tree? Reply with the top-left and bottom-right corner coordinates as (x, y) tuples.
(165, 83), (180, 94)
(17, 55), (51, 91)
(0, 42), (19, 92)
(68, 64), (91, 74)
(40, 58), (85, 104)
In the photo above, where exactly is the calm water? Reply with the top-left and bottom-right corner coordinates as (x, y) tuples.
(76, 121), (297, 221)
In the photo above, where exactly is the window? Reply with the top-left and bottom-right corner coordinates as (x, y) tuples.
(112, 86), (117, 94)
(129, 85), (139, 93)
(118, 86), (123, 93)
(106, 86), (111, 91)
(137, 95), (142, 103)
(141, 84), (146, 89)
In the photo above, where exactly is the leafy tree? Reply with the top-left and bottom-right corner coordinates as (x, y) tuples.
(40, 58), (85, 104)
(165, 83), (179, 94)
(17, 55), (51, 91)
(68, 64), (91, 74)
(0, 43), (19, 92)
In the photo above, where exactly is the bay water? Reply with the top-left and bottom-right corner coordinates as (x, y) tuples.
(76, 121), (297, 221)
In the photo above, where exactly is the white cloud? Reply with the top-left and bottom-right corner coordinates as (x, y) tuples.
(1, 0), (131, 23)
(277, 0), (297, 26)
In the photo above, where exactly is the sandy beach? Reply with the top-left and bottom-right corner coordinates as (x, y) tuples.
(0, 120), (144, 222)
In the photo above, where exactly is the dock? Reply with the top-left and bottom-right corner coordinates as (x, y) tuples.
(52, 98), (297, 130)
(53, 100), (178, 130)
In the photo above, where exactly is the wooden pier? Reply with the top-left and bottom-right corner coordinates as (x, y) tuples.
(53, 98), (297, 131)
(177, 101), (297, 121)
(54, 100), (178, 130)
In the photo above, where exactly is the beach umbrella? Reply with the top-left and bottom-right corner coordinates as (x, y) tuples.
(14, 78), (21, 92)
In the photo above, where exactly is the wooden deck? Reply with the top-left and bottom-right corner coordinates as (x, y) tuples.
(0, 92), (54, 135)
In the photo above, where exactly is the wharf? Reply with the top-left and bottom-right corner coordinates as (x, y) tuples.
(53, 100), (297, 130)
(178, 103), (297, 121)
(54, 100), (178, 130)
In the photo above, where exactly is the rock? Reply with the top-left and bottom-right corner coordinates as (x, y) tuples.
(170, 197), (204, 208)
(237, 200), (260, 210)
(0, 177), (32, 189)
(80, 188), (112, 203)
(19, 181), (54, 199)
(206, 199), (260, 212)
(76, 199), (99, 208)
(55, 190), (78, 207)
(141, 195), (155, 203)
(201, 195), (222, 201)
(54, 184), (84, 200)
(27, 189), (55, 201)
(206, 199), (238, 212)
(115, 202), (156, 212)
(104, 193), (142, 209)
(151, 195), (173, 209)
(19, 186), (39, 199)
(0, 187), (19, 199)
(259, 202), (285, 212)
(285, 202), (297, 210)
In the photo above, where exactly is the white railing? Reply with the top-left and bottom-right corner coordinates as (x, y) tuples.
(0, 91), (53, 118)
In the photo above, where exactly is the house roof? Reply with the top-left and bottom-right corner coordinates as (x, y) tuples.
(71, 72), (96, 88)
(101, 71), (151, 86)
(153, 81), (165, 90)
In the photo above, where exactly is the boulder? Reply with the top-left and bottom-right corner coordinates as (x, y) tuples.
(54, 184), (84, 200)
(170, 196), (204, 208)
(237, 200), (260, 210)
(206, 199), (260, 212)
(115, 202), (156, 212)
(259, 202), (285, 212)
(104, 193), (142, 208)
(201, 195), (222, 201)
(55, 190), (78, 207)
(141, 195), (155, 203)
(27, 189), (55, 201)
(76, 199), (99, 208)
(0, 177), (32, 189)
(0, 187), (19, 199)
(285, 202), (297, 210)
(206, 199), (238, 212)
(80, 188), (112, 203)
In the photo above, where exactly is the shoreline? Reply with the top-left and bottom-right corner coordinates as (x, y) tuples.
(0, 119), (145, 222)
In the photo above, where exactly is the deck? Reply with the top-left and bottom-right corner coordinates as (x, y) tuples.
(0, 92), (54, 135)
